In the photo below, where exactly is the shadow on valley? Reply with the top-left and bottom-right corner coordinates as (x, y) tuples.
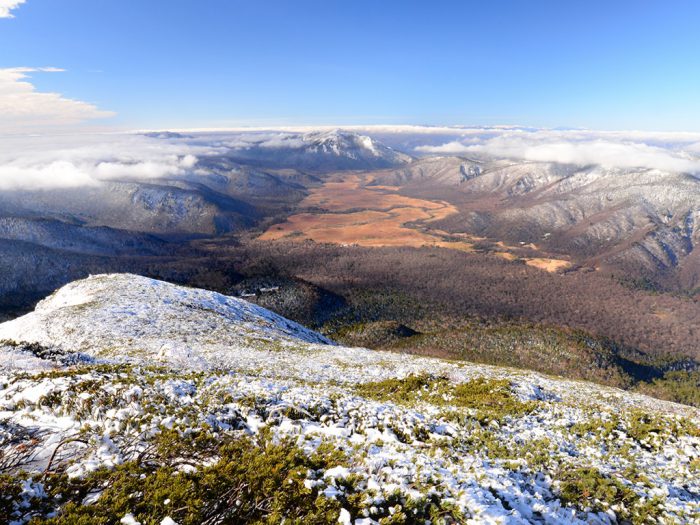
(2, 240), (700, 408)
(135, 239), (700, 408)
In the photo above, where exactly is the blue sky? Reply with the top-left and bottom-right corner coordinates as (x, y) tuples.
(2, 0), (700, 131)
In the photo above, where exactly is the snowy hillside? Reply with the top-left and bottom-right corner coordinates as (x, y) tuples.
(0, 274), (332, 366)
(0, 275), (698, 524)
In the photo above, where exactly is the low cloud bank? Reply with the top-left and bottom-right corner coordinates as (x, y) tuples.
(2, 126), (700, 191)
(0, 131), (309, 191)
(213, 132), (306, 150)
(414, 128), (700, 173)
(0, 134), (212, 191)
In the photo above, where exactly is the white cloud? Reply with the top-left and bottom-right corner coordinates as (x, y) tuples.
(213, 132), (306, 150)
(0, 0), (25, 18)
(0, 68), (114, 132)
(415, 128), (700, 173)
(0, 130), (312, 191)
(0, 134), (215, 191)
(4, 127), (700, 192)
(415, 141), (473, 154)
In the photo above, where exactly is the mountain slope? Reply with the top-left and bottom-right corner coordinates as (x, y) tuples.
(226, 130), (413, 171)
(0, 274), (331, 366)
(380, 157), (700, 288)
(0, 217), (166, 256)
(376, 155), (484, 186)
(0, 181), (259, 236)
(0, 276), (698, 524)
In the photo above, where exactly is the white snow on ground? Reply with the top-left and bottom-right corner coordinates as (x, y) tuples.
(0, 274), (698, 523)
(0, 345), (55, 372)
(0, 273), (332, 365)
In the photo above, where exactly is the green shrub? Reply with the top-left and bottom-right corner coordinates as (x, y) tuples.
(635, 370), (700, 408)
(20, 426), (471, 525)
(0, 473), (24, 521)
(33, 433), (360, 525)
(556, 467), (662, 524)
(357, 374), (536, 423)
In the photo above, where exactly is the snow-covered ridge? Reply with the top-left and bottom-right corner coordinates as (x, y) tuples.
(0, 274), (332, 366)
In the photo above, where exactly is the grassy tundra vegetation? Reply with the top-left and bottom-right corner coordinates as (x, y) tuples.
(2, 363), (699, 524)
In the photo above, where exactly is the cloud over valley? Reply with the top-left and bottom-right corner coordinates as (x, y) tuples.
(2, 126), (700, 191)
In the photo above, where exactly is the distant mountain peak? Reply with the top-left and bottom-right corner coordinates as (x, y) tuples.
(300, 129), (405, 161)
(226, 129), (412, 170)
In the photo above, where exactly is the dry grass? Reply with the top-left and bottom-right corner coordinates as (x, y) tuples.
(259, 174), (570, 272)
(301, 175), (453, 214)
(259, 174), (469, 249)
(495, 251), (519, 261)
(525, 258), (572, 272)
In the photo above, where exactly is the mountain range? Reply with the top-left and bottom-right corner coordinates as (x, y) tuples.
(375, 155), (700, 290)
(5, 129), (700, 291)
